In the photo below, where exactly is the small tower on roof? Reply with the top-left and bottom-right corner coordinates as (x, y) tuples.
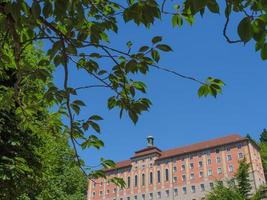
(147, 136), (154, 147)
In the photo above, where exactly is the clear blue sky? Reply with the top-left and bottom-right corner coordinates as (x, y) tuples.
(53, 9), (267, 167)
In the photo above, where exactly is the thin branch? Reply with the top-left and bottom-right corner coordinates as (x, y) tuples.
(223, 0), (242, 44)
(75, 84), (108, 91)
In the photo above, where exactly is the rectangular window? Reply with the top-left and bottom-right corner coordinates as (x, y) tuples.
(174, 188), (178, 196)
(216, 148), (220, 153)
(238, 152), (244, 159)
(149, 193), (153, 200)
(216, 157), (221, 163)
(190, 173), (194, 180)
(100, 191), (103, 196)
(201, 184), (205, 191)
(127, 176), (131, 188)
(182, 187), (187, 194)
(190, 163), (194, 169)
(173, 166), (177, 172)
(227, 147), (231, 151)
(191, 185), (196, 193)
(142, 194), (145, 200)
(165, 169), (169, 181)
(173, 176), (177, 182)
(134, 196), (137, 200)
(217, 167), (222, 175)
(134, 175), (138, 187)
(157, 170), (161, 183)
(199, 161), (203, 168)
(227, 155), (232, 161)
(208, 169), (213, 176)
(199, 171), (203, 177)
(165, 190), (169, 197)
(107, 190), (109, 194)
(127, 197), (130, 200)
(157, 192), (161, 199)
(182, 174), (186, 181)
(228, 165), (233, 172)
(210, 182), (214, 189)
(181, 164), (185, 171)
(237, 144), (242, 149)
(150, 172), (153, 184)
(207, 158), (211, 164)
(142, 174), (145, 186)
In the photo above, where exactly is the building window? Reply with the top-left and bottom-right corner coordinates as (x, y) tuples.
(150, 172), (153, 184)
(228, 165), (234, 172)
(134, 196), (137, 200)
(207, 158), (211, 165)
(227, 147), (231, 151)
(113, 188), (116, 193)
(191, 185), (196, 193)
(120, 198), (123, 200)
(190, 163), (194, 169)
(208, 169), (213, 176)
(237, 144), (242, 149)
(127, 176), (131, 188)
(134, 175), (138, 187)
(199, 171), (203, 177)
(99, 191), (103, 196)
(157, 170), (161, 183)
(190, 155), (193, 159)
(201, 184), (205, 191)
(216, 148), (220, 153)
(93, 182), (96, 188)
(227, 155), (232, 161)
(149, 193), (153, 200)
(174, 188), (178, 196)
(165, 169), (169, 181)
(173, 166), (177, 172)
(165, 190), (169, 197)
(216, 157), (221, 163)
(173, 176), (177, 182)
(142, 194), (145, 200)
(142, 174), (145, 186)
(182, 187), (187, 194)
(157, 192), (161, 199)
(190, 173), (195, 179)
(127, 197), (130, 200)
(181, 164), (185, 171)
(210, 182), (214, 189)
(238, 152), (244, 159)
(182, 174), (186, 181)
(217, 167), (222, 175)
(107, 190), (109, 194)
(92, 192), (95, 198)
(199, 161), (203, 168)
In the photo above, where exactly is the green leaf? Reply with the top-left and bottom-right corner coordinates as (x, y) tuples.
(108, 96), (116, 109)
(32, 1), (41, 18)
(261, 44), (267, 60)
(129, 110), (138, 124)
(73, 100), (86, 106)
(43, 1), (52, 18)
(172, 14), (183, 27)
(151, 49), (160, 62)
(139, 46), (150, 52)
(207, 0), (219, 13)
(152, 36), (162, 44)
(89, 115), (103, 121)
(238, 17), (253, 43)
(156, 44), (173, 52)
(127, 41), (133, 48)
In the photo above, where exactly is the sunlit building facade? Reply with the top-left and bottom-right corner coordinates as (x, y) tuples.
(87, 134), (265, 200)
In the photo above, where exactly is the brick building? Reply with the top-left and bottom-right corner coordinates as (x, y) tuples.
(87, 134), (265, 200)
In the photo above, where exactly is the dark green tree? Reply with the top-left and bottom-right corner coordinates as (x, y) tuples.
(260, 129), (267, 143)
(235, 158), (252, 199)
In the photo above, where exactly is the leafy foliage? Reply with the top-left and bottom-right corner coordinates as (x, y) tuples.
(235, 158), (252, 199)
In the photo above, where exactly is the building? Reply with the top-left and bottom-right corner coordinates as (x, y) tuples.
(87, 134), (265, 200)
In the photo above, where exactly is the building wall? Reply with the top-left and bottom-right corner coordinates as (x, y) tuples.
(87, 141), (265, 200)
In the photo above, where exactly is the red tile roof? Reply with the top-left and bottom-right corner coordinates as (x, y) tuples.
(105, 134), (247, 172)
(158, 134), (247, 160)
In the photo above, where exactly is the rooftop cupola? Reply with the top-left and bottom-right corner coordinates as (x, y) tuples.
(147, 136), (154, 147)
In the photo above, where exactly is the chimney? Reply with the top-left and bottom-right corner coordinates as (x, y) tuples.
(147, 136), (154, 147)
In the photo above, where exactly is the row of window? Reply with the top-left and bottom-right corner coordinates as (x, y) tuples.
(92, 182), (215, 198)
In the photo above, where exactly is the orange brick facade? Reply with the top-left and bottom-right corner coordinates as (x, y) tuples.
(87, 134), (265, 200)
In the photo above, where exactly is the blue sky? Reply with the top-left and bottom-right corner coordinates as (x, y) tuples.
(53, 9), (267, 167)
